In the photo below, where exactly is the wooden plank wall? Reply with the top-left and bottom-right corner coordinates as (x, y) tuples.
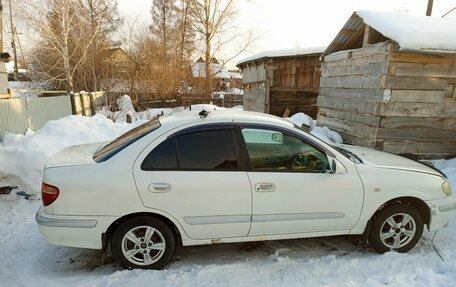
(268, 55), (321, 117)
(318, 42), (391, 149)
(318, 41), (456, 158)
(377, 50), (456, 158)
(243, 85), (267, 113)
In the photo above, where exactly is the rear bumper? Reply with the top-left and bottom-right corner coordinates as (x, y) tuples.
(426, 196), (456, 231)
(36, 207), (115, 249)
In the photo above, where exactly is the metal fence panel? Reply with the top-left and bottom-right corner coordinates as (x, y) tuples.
(27, 96), (72, 131)
(0, 98), (28, 137)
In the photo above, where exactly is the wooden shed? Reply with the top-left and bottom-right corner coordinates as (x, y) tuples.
(318, 10), (456, 159)
(237, 47), (324, 117)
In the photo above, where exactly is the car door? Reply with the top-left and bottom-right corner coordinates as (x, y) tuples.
(133, 124), (252, 240)
(237, 125), (364, 237)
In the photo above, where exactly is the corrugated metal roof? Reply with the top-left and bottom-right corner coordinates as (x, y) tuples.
(324, 12), (364, 55)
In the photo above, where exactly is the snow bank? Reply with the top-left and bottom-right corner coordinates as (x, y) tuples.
(287, 112), (343, 145)
(310, 126), (343, 145)
(287, 113), (316, 129)
(0, 114), (143, 195)
(357, 10), (456, 53)
(100, 95), (176, 122)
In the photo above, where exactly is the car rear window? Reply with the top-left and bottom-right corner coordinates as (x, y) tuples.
(94, 118), (161, 162)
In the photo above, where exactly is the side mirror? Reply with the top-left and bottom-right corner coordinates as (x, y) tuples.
(327, 157), (347, 174)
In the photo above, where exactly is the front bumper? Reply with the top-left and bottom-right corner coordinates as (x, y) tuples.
(36, 207), (116, 249)
(426, 196), (456, 231)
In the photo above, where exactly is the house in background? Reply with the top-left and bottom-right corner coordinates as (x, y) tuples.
(318, 10), (456, 159)
(236, 47), (324, 118)
(191, 57), (242, 92)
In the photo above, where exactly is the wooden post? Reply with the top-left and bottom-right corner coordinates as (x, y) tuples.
(89, 93), (96, 116)
(70, 93), (78, 115)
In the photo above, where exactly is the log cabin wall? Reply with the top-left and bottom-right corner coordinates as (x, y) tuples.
(318, 41), (456, 159)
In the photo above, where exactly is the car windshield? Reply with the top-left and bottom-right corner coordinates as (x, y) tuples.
(93, 118), (161, 162)
(332, 146), (363, 164)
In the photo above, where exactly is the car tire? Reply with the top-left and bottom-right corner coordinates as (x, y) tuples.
(111, 216), (176, 269)
(370, 204), (423, 253)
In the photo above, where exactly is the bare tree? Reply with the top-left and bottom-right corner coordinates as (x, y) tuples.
(21, 0), (121, 92)
(78, 0), (123, 91)
(188, 0), (256, 95)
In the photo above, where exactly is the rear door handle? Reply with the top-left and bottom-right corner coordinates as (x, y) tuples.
(148, 183), (172, 193)
(255, 183), (276, 192)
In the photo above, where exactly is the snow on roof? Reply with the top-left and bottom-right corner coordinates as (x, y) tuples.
(5, 62), (27, 74)
(236, 46), (325, 66)
(357, 10), (456, 53)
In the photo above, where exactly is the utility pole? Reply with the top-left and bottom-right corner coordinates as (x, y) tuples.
(0, 2), (3, 52)
(8, 0), (18, 81)
(426, 0), (434, 16)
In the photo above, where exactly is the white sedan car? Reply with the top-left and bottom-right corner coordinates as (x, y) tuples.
(36, 110), (456, 269)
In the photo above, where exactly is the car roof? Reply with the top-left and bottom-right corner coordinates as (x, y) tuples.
(158, 109), (295, 129)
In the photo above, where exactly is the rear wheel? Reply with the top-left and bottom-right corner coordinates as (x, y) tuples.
(370, 204), (423, 253)
(111, 217), (176, 269)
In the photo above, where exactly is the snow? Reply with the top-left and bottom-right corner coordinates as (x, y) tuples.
(99, 95), (176, 122)
(287, 112), (343, 145)
(287, 113), (316, 129)
(237, 47), (325, 66)
(310, 126), (344, 145)
(1, 110), (456, 286)
(8, 81), (53, 98)
(434, 158), (456, 189)
(357, 10), (456, 53)
(0, 114), (145, 195)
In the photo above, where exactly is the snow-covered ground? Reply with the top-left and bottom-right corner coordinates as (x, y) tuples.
(1, 112), (456, 286)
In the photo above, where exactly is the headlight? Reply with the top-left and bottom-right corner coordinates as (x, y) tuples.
(442, 180), (452, 196)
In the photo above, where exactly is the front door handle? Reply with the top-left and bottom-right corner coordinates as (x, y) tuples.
(255, 183), (276, 192)
(148, 183), (172, 193)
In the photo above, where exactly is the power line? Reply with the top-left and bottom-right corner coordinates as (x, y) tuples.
(442, 6), (456, 17)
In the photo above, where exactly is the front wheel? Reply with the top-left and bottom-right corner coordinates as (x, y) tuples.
(370, 204), (423, 253)
(111, 217), (176, 269)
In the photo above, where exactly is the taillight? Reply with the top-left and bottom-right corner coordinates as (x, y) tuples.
(41, 182), (60, 206)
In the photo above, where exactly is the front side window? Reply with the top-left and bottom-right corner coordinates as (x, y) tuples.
(141, 129), (239, 170)
(241, 128), (330, 172)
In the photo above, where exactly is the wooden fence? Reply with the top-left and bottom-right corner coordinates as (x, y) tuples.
(110, 92), (243, 111)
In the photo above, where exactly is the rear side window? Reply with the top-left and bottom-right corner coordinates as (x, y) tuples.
(141, 129), (239, 170)
(141, 138), (177, 170)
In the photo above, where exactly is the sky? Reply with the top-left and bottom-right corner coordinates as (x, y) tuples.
(117, 0), (456, 67)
